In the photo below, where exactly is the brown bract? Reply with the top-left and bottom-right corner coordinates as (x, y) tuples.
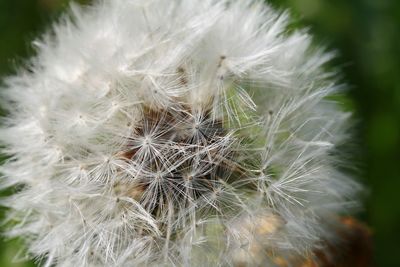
(276, 217), (373, 267)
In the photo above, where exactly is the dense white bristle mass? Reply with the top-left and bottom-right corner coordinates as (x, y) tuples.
(0, 0), (360, 266)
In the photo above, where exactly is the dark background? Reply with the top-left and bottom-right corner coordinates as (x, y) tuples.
(0, 0), (399, 266)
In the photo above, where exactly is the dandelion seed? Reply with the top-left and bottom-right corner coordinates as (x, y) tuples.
(0, 0), (360, 266)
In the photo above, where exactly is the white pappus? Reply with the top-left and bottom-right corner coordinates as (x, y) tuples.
(0, 0), (360, 266)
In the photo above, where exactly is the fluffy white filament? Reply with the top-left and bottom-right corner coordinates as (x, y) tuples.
(0, 0), (360, 266)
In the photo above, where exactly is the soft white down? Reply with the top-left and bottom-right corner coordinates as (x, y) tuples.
(0, 0), (360, 266)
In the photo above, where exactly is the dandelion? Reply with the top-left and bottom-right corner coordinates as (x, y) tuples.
(0, 0), (360, 266)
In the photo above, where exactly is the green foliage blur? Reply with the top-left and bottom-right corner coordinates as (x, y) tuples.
(0, 0), (399, 266)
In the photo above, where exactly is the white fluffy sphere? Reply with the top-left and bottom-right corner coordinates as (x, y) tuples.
(0, 0), (360, 266)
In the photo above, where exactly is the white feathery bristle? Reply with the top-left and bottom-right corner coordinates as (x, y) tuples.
(0, 0), (360, 266)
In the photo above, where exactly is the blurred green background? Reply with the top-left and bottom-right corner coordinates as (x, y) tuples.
(0, 0), (399, 266)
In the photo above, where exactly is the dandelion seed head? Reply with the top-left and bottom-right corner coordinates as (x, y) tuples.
(0, 0), (360, 266)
